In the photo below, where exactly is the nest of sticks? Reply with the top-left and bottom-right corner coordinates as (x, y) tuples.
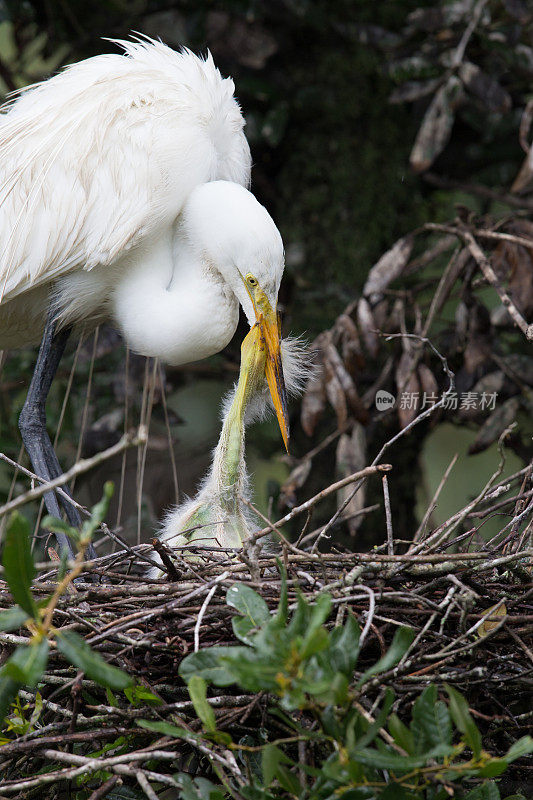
(0, 457), (531, 796)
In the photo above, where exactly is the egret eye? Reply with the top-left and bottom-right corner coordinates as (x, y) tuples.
(246, 274), (258, 287)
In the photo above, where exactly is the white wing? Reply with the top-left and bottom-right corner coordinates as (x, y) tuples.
(0, 39), (251, 303)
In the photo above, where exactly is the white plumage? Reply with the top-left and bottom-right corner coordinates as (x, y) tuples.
(0, 38), (284, 363)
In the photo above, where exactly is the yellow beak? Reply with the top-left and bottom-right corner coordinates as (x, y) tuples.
(243, 279), (290, 452)
(259, 309), (290, 453)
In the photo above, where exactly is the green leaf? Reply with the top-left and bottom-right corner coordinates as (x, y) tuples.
(227, 583), (270, 643)
(300, 626), (329, 659)
(354, 688), (395, 749)
(329, 613), (361, 676)
(412, 686), (452, 751)
(41, 515), (79, 543)
(3, 640), (49, 687)
(464, 783), (501, 800)
(123, 684), (162, 707)
(352, 743), (453, 771)
(56, 630), (132, 690)
(275, 764), (301, 796)
(138, 719), (196, 740)
(445, 684), (482, 759)
(81, 481), (114, 540)
(0, 675), (20, 725)
(357, 626), (415, 687)
(504, 735), (533, 763)
(0, 605), (30, 632)
(262, 743), (290, 788)
(227, 583), (270, 626)
(388, 713), (414, 755)
(2, 512), (38, 619)
(303, 593), (332, 638)
(188, 675), (216, 733)
(179, 646), (241, 687)
(477, 760), (508, 778)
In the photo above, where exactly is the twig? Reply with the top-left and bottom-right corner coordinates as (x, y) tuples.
(412, 454), (458, 544)
(0, 429), (147, 518)
(0, 452), (89, 516)
(87, 776), (122, 800)
(451, 0), (490, 66)
(358, 585), (376, 648)
(136, 771), (159, 800)
(195, 571), (229, 652)
(246, 464), (392, 547)
(382, 475), (393, 555)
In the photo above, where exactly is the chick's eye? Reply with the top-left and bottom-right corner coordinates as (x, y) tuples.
(246, 275), (258, 287)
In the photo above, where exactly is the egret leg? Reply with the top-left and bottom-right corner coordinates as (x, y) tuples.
(18, 311), (96, 559)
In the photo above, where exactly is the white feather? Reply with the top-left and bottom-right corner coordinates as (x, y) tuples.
(0, 39), (286, 361)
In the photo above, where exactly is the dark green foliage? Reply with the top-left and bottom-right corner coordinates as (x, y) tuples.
(2, 512), (38, 619)
(138, 577), (533, 798)
(0, 489), (132, 728)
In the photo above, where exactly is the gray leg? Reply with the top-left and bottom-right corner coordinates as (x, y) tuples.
(19, 310), (96, 559)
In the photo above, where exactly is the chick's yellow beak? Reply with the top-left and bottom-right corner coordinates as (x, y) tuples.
(243, 280), (290, 452)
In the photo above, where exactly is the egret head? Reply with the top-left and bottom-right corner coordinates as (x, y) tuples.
(182, 180), (289, 448)
(182, 181), (284, 320)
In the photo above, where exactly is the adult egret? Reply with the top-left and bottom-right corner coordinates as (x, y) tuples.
(0, 38), (289, 556)
(147, 313), (306, 578)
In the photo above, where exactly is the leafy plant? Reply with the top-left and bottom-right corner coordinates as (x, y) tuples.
(0, 483), (133, 728)
(139, 572), (532, 799)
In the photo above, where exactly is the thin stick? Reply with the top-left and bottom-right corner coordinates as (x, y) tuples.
(245, 464), (392, 547)
(136, 771), (159, 800)
(358, 585), (376, 647)
(382, 475), (393, 555)
(159, 360), (179, 504)
(0, 429), (147, 518)
(412, 454), (458, 544)
(194, 571), (229, 652)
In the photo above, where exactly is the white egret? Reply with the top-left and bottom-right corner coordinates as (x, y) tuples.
(147, 312), (307, 579)
(0, 38), (290, 556)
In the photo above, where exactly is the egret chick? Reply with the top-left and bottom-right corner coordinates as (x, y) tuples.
(147, 325), (307, 578)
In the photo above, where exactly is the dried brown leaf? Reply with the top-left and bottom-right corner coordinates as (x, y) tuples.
(357, 298), (380, 358)
(389, 78), (441, 104)
(336, 423), (367, 535)
(363, 234), (415, 303)
(324, 361), (348, 429)
(458, 62), (512, 113)
(396, 351), (421, 429)
(335, 314), (365, 376)
(506, 354), (533, 386)
(410, 76), (463, 173)
(301, 335), (328, 437)
(468, 397), (520, 455)
(477, 603), (507, 638)
(470, 370), (506, 397)
(324, 342), (369, 424)
(418, 363), (439, 402)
